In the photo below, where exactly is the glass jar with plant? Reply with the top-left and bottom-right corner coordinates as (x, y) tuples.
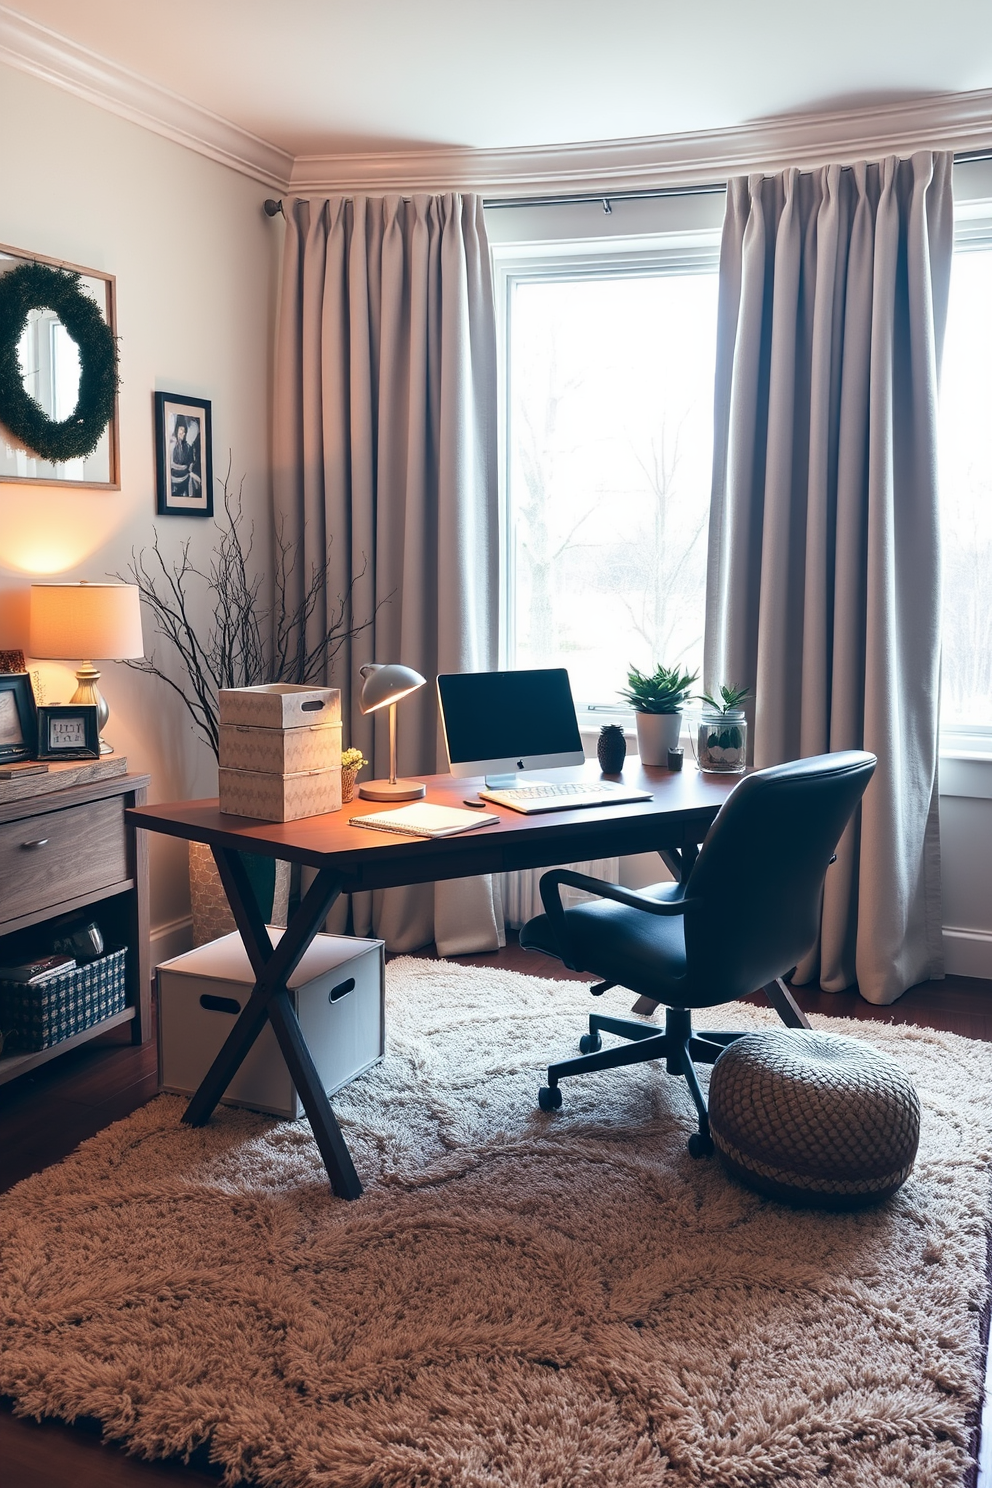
(695, 684), (751, 774)
(619, 663), (698, 767)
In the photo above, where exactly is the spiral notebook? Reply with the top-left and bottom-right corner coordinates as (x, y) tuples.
(348, 802), (499, 838)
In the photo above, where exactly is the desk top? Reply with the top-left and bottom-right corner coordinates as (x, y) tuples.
(128, 760), (739, 891)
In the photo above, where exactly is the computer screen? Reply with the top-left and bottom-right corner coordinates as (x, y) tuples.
(436, 668), (585, 780)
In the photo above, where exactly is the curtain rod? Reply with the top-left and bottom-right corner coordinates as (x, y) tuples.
(262, 151), (992, 218)
(263, 185), (723, 217)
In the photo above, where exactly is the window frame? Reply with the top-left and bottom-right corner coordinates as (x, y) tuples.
(938, 192), (992, 756)
(491, 229), (721, 729)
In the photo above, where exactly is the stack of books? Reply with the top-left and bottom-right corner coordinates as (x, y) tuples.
(0, 955), (77, 987)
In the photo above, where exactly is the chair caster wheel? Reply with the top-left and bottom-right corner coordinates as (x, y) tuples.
(538, 1085), (563, 1112)
(687, 1132), (714, 1159)
(579, 1031), (602, 1054)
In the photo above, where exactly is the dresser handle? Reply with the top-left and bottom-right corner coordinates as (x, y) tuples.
(21, 838), (49, 849)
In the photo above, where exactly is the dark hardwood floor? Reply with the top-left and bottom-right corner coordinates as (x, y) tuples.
(2, 937), (990, 1487)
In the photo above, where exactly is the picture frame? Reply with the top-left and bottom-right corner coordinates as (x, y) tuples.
(35, 704), (100, 761)
(0, 242), (120, 489)
(0, 673), (37, 761)
(154, 391), (213, 517)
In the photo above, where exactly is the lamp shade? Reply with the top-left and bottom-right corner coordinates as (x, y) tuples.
(30, 583), (144, 661)
(359, 663), (426, 714)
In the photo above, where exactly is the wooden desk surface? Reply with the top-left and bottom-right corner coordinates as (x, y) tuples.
(128, 760), (739, 893)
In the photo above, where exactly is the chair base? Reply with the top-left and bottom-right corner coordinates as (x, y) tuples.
(538, 1006), (747, 1156)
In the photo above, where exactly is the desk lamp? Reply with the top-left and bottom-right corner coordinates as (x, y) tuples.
(29, 582), (144, 754)
(357, 662), (427, 800)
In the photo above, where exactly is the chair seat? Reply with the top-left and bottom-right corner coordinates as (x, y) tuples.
(520, 881), (692, 1005)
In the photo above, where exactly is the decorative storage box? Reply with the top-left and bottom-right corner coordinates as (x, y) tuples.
(218, 684), (340, 730)
(218, 685), (343, 822)
(0, 947), (127, 1052)
(218, 766), (342, 822)
(157, 930), (384, 1118)
(219, 722), (342, 776)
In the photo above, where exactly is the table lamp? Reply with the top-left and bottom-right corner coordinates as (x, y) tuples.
(29, 582), (144, 755)
(357, 662), (427, 800)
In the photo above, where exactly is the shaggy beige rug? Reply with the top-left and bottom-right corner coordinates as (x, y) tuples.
(1, 959), (991, 1488)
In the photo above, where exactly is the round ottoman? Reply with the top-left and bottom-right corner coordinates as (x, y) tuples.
(707, 1029), (921, 1209)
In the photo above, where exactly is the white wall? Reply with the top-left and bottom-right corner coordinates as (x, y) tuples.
(0, 62), (280, 950)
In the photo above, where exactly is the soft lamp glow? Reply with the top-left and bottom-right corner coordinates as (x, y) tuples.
(358, 662), (426, 715)
(357, 662), (427, 801)
(30, 582), (144, 660)
(29, 582), (144, 754)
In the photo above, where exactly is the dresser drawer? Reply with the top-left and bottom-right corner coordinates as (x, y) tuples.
(0, 797), (128, 924)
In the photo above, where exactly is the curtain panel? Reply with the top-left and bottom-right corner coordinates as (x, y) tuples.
(273, 193), (504, 955)
(705, 152), (953, 1004)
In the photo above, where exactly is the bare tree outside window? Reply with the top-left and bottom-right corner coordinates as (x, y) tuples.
(938, 245), (992, 727)
(507, 271), (718, 704)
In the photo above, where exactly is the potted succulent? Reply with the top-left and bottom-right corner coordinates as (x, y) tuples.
(696, 684), (751, 774)
(619, 663), (698, 767)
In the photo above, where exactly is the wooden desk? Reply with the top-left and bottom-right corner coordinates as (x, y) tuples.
(129, 761), (737, 1199)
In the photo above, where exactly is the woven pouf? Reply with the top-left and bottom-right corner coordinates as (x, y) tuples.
(707, 1029), (921, 1208)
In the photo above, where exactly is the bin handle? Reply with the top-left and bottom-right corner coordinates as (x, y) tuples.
(199, 994), (242, 1015)
(328, 977), (355, 1003)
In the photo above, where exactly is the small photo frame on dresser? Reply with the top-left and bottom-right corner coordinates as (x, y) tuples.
(35, 704), (100, 761)
(0, 673), (37, 762)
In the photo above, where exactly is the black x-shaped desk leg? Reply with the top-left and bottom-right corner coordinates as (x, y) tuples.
(181, 847), (363, 1200)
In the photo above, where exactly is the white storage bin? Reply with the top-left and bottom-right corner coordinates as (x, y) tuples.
(157, 929), (384, 1118)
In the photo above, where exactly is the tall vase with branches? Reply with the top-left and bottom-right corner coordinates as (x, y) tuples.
(117, 462), (376, 941)
(118, 462), (374, 759)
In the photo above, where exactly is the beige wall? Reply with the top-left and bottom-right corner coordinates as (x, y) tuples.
(0, 62), (280, 943)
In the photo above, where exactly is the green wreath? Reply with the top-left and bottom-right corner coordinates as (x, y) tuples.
(0, 261), (119, 463)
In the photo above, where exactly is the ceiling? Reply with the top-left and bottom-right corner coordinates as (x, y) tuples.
(6, 0), (992, 159)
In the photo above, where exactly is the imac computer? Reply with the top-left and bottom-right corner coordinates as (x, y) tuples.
(437, 668), (584, 786)
(436, 668), (652, 814)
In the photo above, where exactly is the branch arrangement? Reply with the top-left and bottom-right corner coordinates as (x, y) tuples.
(117, 463), (376, 759)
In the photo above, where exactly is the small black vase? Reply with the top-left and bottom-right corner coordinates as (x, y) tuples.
(597, 723), (627, 774)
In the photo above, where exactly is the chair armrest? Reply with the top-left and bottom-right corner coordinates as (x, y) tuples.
(538, 869), (699, 971)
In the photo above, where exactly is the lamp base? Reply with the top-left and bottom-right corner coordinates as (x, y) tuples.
(357, 778), (426, 802)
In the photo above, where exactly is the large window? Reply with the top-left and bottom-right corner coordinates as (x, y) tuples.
(938, 239), (992, 731)
(501, 253), (719, 713)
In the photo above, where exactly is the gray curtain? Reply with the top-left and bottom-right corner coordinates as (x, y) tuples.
(273, 193), (504, 955)
(705, 152), (953, 1005)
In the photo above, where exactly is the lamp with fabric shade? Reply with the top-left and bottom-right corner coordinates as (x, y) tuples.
(357, 662), (427, 800)
(29, 582), (144, 755)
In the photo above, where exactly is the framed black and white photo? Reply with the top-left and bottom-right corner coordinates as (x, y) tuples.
(36, 704), (100, 761)
(0, 673), (37, 761)
(154, 391), (213, 517)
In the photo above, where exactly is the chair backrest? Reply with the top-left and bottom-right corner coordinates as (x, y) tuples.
(681, 750), (876, 1003)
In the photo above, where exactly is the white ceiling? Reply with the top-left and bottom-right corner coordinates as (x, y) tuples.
(6, 0), (992, 158)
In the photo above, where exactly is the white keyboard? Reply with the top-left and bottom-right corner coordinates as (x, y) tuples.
(479, 780), (653, 814)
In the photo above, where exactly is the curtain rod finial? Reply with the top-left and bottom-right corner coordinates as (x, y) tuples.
(264, 198), (284, 218)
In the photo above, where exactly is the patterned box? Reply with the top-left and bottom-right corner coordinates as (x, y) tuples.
(219, 721), (342, 775)
(218, 766), (342, 822)
(218, 685), (340, 731)
(0, 948), (127, 1052)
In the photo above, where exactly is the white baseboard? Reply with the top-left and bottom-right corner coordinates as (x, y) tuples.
(150, 916), (193, 966)
(942, 926), (992, 981)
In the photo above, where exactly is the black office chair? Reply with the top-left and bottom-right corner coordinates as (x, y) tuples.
(519, 750), (877, 1156)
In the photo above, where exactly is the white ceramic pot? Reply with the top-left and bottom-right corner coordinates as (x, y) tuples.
(634, 710), (682, 767)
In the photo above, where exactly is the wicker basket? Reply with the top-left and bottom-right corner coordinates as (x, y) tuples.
(0, 947), (127, 1052)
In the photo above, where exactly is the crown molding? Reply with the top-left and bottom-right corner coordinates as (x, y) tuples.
(0, 3), (292, 190)
(289, 87), (992, 197)
(0, 3), (989, 203)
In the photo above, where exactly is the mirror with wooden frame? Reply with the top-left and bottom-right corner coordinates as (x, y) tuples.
(0, 243), (119, 489)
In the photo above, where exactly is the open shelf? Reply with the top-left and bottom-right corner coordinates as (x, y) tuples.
(0, 1005), (136, 1085)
